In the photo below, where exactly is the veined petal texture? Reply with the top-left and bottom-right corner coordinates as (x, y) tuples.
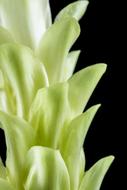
(37, 17), (80, 84)
(29, 64), (106, 149)
(24, 146), (70, 190)
(0, 43), (48, 118)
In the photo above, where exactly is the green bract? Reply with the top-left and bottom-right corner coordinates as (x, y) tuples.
(0, 0), (114, 190)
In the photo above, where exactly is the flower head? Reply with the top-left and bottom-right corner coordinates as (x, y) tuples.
(0, 1), (114, 190)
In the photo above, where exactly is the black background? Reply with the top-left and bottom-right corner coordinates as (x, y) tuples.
(50, 0), (125, 189)
(0, 0), (125, 189)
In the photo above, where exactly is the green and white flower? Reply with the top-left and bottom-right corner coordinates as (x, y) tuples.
(0, 0), (114, 189)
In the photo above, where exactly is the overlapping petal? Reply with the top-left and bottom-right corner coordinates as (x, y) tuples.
(55, 0), (89, 21)
(29, 64), (106, 149)
(79, 156), (114, 190)
(24, 146), (70, 190)
(0, 43), (48, 118)
(60, 105), (101, 190)
(0, 111), (35, 189)
(0, 0), (51, 48)
(0, 1), (114, 189)
(37, 17), (80, 84)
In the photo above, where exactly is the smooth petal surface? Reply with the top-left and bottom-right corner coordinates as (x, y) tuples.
(55, 0), (89, 21)
(37, 17), (80, 84)
(0, 44), (48, 118)
(63, 50), (81, 81)
(29, 64), (106, 149)
(60, 105), (100, 190)
(79, 156), (114, 190)
(0, 158), (6, 178)
(24, 146), (70, 190)
(0, 27), (15, 45)
(68, 64), (107, 116)
(0, 111), (35, 189)
(0, 0), (52, 49)
(29, 83), (70, 148)
(0, 179), (14, 190)
(79, 149), (86, 181)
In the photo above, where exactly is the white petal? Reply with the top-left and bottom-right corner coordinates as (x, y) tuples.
(0, 0), (52, 49)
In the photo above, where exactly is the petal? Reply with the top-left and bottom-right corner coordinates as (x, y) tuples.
(24, 146), (70, 190)
(0, 158), (6, 178)
(79, 156), (114, 190)
(55, 0), (89, 21)
(37, 17), (80, 84)
(60, 105), (100, 190)
(0, 0), (52, 48)
(79, 149), (85, 181)
(68, 64), (107, 116)
(0, 179), (14, 190)
(0, 111), (35, 188)
(29, 65), (106, 148)
(63, 50), (81, 81)
(0, 27), (15, 45)
(29, 83), (70, 148)
(0, 43), (48, 118)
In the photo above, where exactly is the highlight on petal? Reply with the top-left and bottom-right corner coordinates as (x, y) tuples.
(29, 82), (70, 148)
(0, 179), (14, 190)
(60, 105), (101, 190)
(0, 111), (35, 188)
(63, 50), (81, 81)
(29, 64), (106, 149)
(79, 156), (114, 190)
(24, 146), (70, 190)
(37, 17), (80, 84)
(0, 43), (48, 118)
(0, 0), (52, 48)
(55, 0), (89, 21)
(68, 64), (107, 116)
(0, 27), (15, 45)
(79, 148), (86, 181)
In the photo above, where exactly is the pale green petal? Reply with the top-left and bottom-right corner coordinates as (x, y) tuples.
(0, 157), (6, 178)
(60, 105), (100, 190)
(0, 179), (14, 190)
(0, 43), (48, 118)
(0, 27), (15, 45)
(24, 146), (70, 190)
(0, 0), (51, 48)
(79, 149), (86, 181)
(29, 83), (70, 148)
(29, 64), (106, 148)
(0, 111), (35, 189)
(37, 17), (80, 84)
(55, 0), (89, 21)
(79, 156), (114, 190)
(68, 64), (107, 116)
(63, 50), (81, 81)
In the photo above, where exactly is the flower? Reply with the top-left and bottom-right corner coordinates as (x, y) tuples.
(0, 0), (114, 189)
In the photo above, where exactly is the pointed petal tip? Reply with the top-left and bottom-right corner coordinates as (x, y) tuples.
(97, 63), (107, 73)
(106, 155), (115, 163)
(86, 104), (101, 116)
(93, 104), (101, 110)
(79, 0), (89, 7)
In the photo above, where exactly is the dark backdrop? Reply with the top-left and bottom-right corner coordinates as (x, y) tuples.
(50, 0), (124, 189)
